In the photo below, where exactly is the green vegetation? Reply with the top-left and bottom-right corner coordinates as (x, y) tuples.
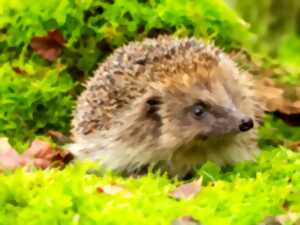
(0, 148), (299, 225)
(233, 0), (300, 85)
(0, 0), (300, 224)
(0, 64), (74, 150)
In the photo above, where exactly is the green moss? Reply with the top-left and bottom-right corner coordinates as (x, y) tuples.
(0, 63), (75, 151)
(0, 147), (299, 225)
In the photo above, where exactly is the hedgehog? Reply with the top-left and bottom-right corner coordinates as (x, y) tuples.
(69, 36), (263, 178)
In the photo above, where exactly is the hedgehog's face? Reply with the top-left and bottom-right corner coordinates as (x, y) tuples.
(150, 70), (256, 149)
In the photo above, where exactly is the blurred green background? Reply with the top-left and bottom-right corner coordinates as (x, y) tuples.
(231, 0), (300, 79)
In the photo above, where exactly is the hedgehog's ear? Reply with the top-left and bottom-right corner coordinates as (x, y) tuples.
(145, 96), (162, 120)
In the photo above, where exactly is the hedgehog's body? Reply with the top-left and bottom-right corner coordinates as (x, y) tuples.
(70, 36), (262, 178)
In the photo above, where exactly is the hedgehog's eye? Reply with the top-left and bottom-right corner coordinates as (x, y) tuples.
(192, 103), (206, 119)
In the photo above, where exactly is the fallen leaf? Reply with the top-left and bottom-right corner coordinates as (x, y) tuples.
(260, 213), (300, 225)
(287, 140), (300, 151)
(259, 216), (282, 225)
(48, 29), (64, 46)
(171, 216), (201, 225)
(96, 184), (132, 198)
(96, 187), (104, 193)
(256, 78), (300, 126)
(22, 140), (54, 169)
(0, 137), (14, 153)
(32, 158), (52, 169)
(276, 212), (300, 224)
(169, 178), (202, 200)
(0, 137), (23, 171)
(0, 138), (72, 171)
(0, 148), (24, 171)
(31, 29), (65, 61)
(50, 148), (74, 168)
(13, 67), (26, 75)
(24, 140), (54, 159)
(24, 140), (73, 169)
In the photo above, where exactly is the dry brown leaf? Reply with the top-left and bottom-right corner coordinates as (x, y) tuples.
(0, 138), (72, 171)
(260, 213), (300, 225)
(287, 140), (300, 151)
(24, 140), (54, 159)
(0, 137), (24, 171)
(31, 29), (65, 61)
(13, 67), (26, 75)
(96, 184), (132, 198)
(0, 149), (24, 171)
(24, 140), (73, 169)
(259, 216), (282, 225)
(169, 178), (202, 200)
(50, 149), (74, 168)
(171, 216), (201, 225)
(22, 140), (55, 169)
(256, 78), (300, 126)
(0, 137), (14, 153)
(276, 212), (300, 224)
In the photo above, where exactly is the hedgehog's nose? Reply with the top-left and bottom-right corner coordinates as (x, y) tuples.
(239, 117), (254, 132)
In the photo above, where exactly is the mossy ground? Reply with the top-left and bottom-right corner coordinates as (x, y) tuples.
(0, 0), (300, 224)
(1, 147), (299, 225)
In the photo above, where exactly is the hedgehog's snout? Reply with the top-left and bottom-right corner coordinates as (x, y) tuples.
(239, 117), (254, 132)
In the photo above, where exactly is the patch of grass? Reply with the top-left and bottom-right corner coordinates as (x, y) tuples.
(0, 147), (299, 225)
